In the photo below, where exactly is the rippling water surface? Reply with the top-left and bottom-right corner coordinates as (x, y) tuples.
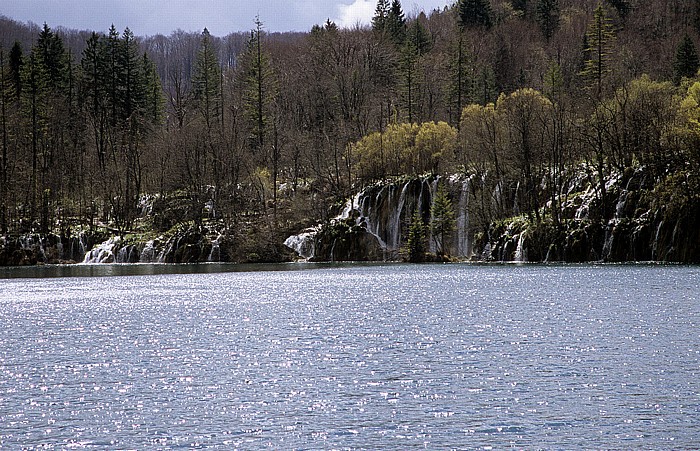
(1, 264), (699, 449)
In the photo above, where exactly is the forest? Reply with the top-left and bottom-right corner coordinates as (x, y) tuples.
(1, 0), (700, 264)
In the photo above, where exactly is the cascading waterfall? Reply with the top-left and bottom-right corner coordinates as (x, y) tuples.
(284, 175), (472, 261)
(454, 177), (471, 257)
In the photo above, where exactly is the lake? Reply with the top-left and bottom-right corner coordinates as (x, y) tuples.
(0, 263), (698, 449)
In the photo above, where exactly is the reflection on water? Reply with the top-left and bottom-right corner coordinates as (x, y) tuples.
(0, 264), (698, 449)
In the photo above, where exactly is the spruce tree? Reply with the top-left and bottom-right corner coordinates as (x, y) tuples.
(36, 24), (67, 92)
(406, 209), (427, 262)
(372, 0), (390, 33)
(242, 18), (275, 161)
(457, 0), (493, 30)
(387, 0), (407, 45)
(430, 182), (456, 256)
(193, 28), (221, 128)
(536, 0), (560, 41)
(581, 3), (615, 98)
(512, 0), (528, 15)
(674, 34), (700, 85)
(8, 42), (22, 100)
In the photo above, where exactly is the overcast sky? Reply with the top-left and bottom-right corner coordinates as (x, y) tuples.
(1, 0), (453, 36)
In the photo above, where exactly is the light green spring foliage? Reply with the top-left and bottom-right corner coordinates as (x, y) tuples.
(352, 121), (456, 180)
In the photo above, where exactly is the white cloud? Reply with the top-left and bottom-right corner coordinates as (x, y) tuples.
(335, 0), (375, 29)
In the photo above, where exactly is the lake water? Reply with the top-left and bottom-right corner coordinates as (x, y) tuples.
(0, 263), (698, 449)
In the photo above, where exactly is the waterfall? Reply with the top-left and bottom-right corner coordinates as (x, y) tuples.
(140, 240), (157, 263)
(208, 234), (222, 262)
(514, 233), (527, 262)
(455, 178), (470, 257)
(83, 237), (121, 264)
(284, 175), (472, 261)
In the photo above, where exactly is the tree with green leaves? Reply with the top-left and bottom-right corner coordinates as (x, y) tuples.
(372, 0), (390, 33)
(536, 0), (560, 41)
(606, 0), (629, 20)
(242, 18), (275, 162)
(387, 0), (407, 45)
(457, 0), (493, 30)
(406, 209), (427, 262)
(430, 182), (456, 256)
(192, 28), (221, 129)
(0, 46), (10, 233)
(581, 2), (615, 99)
(20, 47), (49, 230)
(512, 0), (528, 15)
(8, 42), (22, 100)
(674, 34), (699, 85)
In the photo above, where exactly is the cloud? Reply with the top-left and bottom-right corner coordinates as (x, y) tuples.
(335, 0), (375, 29)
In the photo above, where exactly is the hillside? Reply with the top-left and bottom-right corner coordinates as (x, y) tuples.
(1, 0), (700, 264)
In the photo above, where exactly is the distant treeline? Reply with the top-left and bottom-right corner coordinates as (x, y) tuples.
(0, 0), (700, 238)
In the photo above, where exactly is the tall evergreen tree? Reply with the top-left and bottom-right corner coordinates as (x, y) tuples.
(430, 182), (456, 256)
(36, 24), (66, 92)
(606, 0), (629, 19)
(141, 52), (164, 126)
(406, 209), (427, 262)
(581, 3), (615, 98)
(512, 0), (528, 14)
(118, 27), (144, 121)
(674, 34), (700, 85)
(372, 0), (391, 33)
(457, 0), (493, 30)
(386, 0), (407, 45)
(242, 18), (275, 162)
(0, 46), (10, 233)
(408, 15), (432, 56)
(8, 42), (23, 100)
(20, 49), (49, 228)
(536, 0), (560, 41)
(80, 32), (108, 171)
(192, 28), (221, 129)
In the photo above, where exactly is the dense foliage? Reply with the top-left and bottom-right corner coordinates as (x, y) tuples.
(1, 0), (700, 262)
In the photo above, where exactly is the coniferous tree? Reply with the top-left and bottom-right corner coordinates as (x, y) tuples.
(674, 34), (700, 85)
(406, 209), (427, 262)
(606, 0), (629, 19)
(0, 46), (10, 233)
(536, 0), (560, 41)
(430, 182), (456, 256)
(387, 0), (407, 45)
(141, 52), (164, 126)
(8, 42), (22, 100)
(372, 0), (391, 34)
(408, 15), (432, 56)
(457, 0), (493, 30)
(512, 0), (528, 15)
(192, 28), (221, 129)
(581, 3), (615, 99)
(242, 18), (275, 162)
(81, 32), (107, 172)
(20, 49), (49, 228)
(36, 24), (66, 92)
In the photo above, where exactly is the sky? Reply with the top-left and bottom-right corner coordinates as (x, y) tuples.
(1, 0), (453, 36)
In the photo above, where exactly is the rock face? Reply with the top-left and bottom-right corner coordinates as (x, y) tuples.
(286, 168), (700, 263)
(0, 233), (101, 266)
(477, 167), (700, 263)
(284, 176), (473, 262)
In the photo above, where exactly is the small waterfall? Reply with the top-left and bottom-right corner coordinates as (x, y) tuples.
(83, 237), (121, 264)
(140, 240), (157, 263)
(284, 175), (473, 261)
(514, 233), (527, 262)
(283, 229), (317, 260)
(208, 234), (222, 262)
(455, 178), (470, 257)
